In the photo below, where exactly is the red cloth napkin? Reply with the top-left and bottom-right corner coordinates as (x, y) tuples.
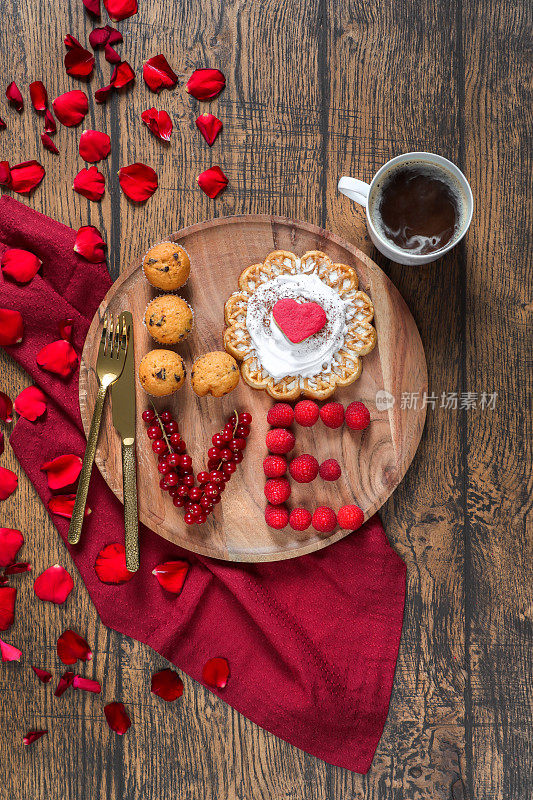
(0, 196), (406, 773)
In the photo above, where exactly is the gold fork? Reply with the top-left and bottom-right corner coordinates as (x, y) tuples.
(68, 313), (127, 545)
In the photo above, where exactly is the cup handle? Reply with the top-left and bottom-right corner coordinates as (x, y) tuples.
(338, 176), (371, 208)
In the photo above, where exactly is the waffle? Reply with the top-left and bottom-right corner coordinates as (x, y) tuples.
(223, 250), (377, 400)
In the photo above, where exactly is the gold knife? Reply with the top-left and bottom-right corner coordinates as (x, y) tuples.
(111, 311), (139, 572)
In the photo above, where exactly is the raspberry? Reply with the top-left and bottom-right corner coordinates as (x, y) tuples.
(312, 506), (337, 533)
(319, 402), (344, 429)
(263, 454), (287, 478)
(289, 454), (319, 483)
(294, 400), (320, 427)
(289, 507), (312, 531)
(264, 478), (291, 505)
(266, 428), (295, 455)
(345, 401), (370, 431)
(265, 503), (289, 529)
(337, 505), (364, 530)
(267, 403), (294, 427)
(318, 458), (341, 481)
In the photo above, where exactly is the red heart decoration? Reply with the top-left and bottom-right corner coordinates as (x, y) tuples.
(272, 299), (327, 343)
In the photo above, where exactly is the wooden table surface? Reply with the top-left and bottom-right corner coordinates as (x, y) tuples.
(0, 1), (531, 798)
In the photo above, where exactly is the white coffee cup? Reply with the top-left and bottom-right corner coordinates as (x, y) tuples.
(338, 152), (473, 266)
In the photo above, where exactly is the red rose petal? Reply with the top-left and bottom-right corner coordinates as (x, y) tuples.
(202, 656), (230, 689)
(32, 666), (52, 683)
(36, 340), (78, 378)
(73, 675), (101, 693)
(89, 27), (109, 49)
(105, 44), (121, 64)
(95, 83), (114, 104)
(14, 386), (46, 421)
(41, 133), (59, 154)
(0, 391), (13, 422)
(29, 81), (48, 112)
(0, 637), (21, 661)
(57, 629), (92, 665)
(4, 562), (31, 574)
(111, 61), (135, 89)
(83, 0), (101, 18)
(1, 248), (41, 283)
(0, 528), (24, 567)
(41, 454), (82, 490)
(52, 90), (89, 127)
(48, 494), (91, 519)
(197, 165), (228, 199)
(103, 0), (137, 21)
(106, 26), (123, 45)
(0, 118), (5, 130)
(65, 47), (95, 78)
(79, 129), (111, 162)
(119, 163), (158, 201)
(74, 225), (107, 262)
(59, 318), (74, 342)
(6, 82), (23, 112)
(151, 668), (184, 701)
(186, 68), (226, 100)
(143, 55), (178, 93)
(23, 730), (48, 746)
(0, 467), (17, 501)
(73, 165), (105, 201)
(195, 113), (223, 146)
(0, 161), (10, 187)
(44, 109), (56, 134)
(141, 108), (173, 142)
(54, 669), (75, 696)
(104, 701), (131, 734)
(95, 543), (134, 584)
(151, 560), (188, 594)
(0, 586), (16, 630)
(64, 34), (83, 49)
(10, 160), (45, 194)
(34, 564), (74, 604)
(0, 309), (23, 345)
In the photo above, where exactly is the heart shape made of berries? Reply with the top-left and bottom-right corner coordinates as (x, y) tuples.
(272, 298), (327, 343)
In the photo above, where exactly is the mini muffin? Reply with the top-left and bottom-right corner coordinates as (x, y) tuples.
(142, 241), (190, 291)
(191, 351), (240, 398)
(138, 349), (186, 397)
(144, 295), (194, 345)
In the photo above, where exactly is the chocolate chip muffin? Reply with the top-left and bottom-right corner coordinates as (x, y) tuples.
(144, 295), (194, 345)
(142, 241), (190, 291)
(191, 351), (240, 397)
(138, 350), (186, 397)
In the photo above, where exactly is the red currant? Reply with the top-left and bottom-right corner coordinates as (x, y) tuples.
(205, 484), (219, 498)
(207, 446), (220, 461)
(152, 439), (168, 454)
(168, 453), (180, 468)
(196, 513), (207, 525)
(200, 495), (213, 510)
(188, 504), (201, 517)
(235, 424), (250, 438)
(212, 433), (224, 448)
(182, 474), (195, 487)
(184, 512), (195, 525)
(233, 451), (244, 464)
(160, 410), (172, 423)
(230, 437), (246, 451)
(219, 448), (232, 462)
(209, 470), (224, 484)
(222, 426), (233, 442)
(173, 495), (186, 507)
(164, 421), (179, 434)
(159, 477), (167, 490)
(223, 461), (237, 477)
(179, 454), (192, 470)
(158, 461), (170, 474)
(212, 494), (221, 504)
(207, 459), (219, 470)
(189, 486), (203, 501)
(164, 471), (178, 487)
(168, 487), (179, 498)
(177, 484), (189, 498)
(142, 409), (155, 423)
(147, 424), (162, 439)
(239, 412), (252, 425)
(197, 471), (210, 485)
(175, 439), (187, 453)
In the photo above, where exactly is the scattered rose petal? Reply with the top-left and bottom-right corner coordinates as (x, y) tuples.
(105, 44), (121, 64)
(119, 163), (158, 201)
(106, 26), (123, 45)
(186, 68), (225, 100)
(24, 730), (47, 746)
(141, 108), (172, 142)
(83, 0), (101, 18)
(29, 81), (48, 112)
(48, 494), (91, 519)
(14, 386), (46, 421)
(0, 586), (16, 630)
(151, 668), (183, 701)
(41, 133), (59, 154)
(89, 27), (109, 48)
(0, 636), (21, 661)
(57, 629), (92, 665)
(73, 675), (101, 693)
(104, 701), (131, 734)
(0, 391), (13, 422)
(0, 467), (17, 501)
(34, 565), (74, 604)
(4, 562), (31, 574)
(0, 118), (5, 130)
(65, 46), (95, 78)
(52, 90), (88, 127)
(111, 61), (135, 89)
(64, 34), (83, 49)
(54, 669), (75, 696)
(6, 82), (23, 112)
(197, 165), (228, 199)
(79, 130), (111, 162)
(36, 340), (78, 378)
(1, 248), (41, 283)
(32, 666), (52, 683)
(0, 309), (23, 345)
(41, 455), (82, 490)
(95, 543), (134, 584)
(103, 0), (138, 22)
(0, 528), (23, 567)
(10, 161), (45, 194)
(74, 225), (106, 262)
(152, 560), (188, 594)
(143, 55), (178, 93)
(73, 165), (105, 201)
(202, 656), (230, 689)
(195, 112), (223, 146)
(44, 109), (56, 134)
(95, 84), (114, 104)
(0, 161), (10, 187)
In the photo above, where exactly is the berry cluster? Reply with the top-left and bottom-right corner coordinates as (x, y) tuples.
(267, 399), (371, 430)
(142, 407), (251, 526)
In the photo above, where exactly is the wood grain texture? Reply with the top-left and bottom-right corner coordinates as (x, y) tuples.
(0, 0), (530, 798)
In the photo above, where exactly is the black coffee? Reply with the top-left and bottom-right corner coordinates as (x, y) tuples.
(372, 164), (462, 255)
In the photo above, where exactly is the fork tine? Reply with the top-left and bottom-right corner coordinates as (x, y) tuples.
(113, 314), (121, 358)
(100, 313), (108, 351)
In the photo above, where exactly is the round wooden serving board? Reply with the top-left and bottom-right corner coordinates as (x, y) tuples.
(80, 216), (427, 562)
